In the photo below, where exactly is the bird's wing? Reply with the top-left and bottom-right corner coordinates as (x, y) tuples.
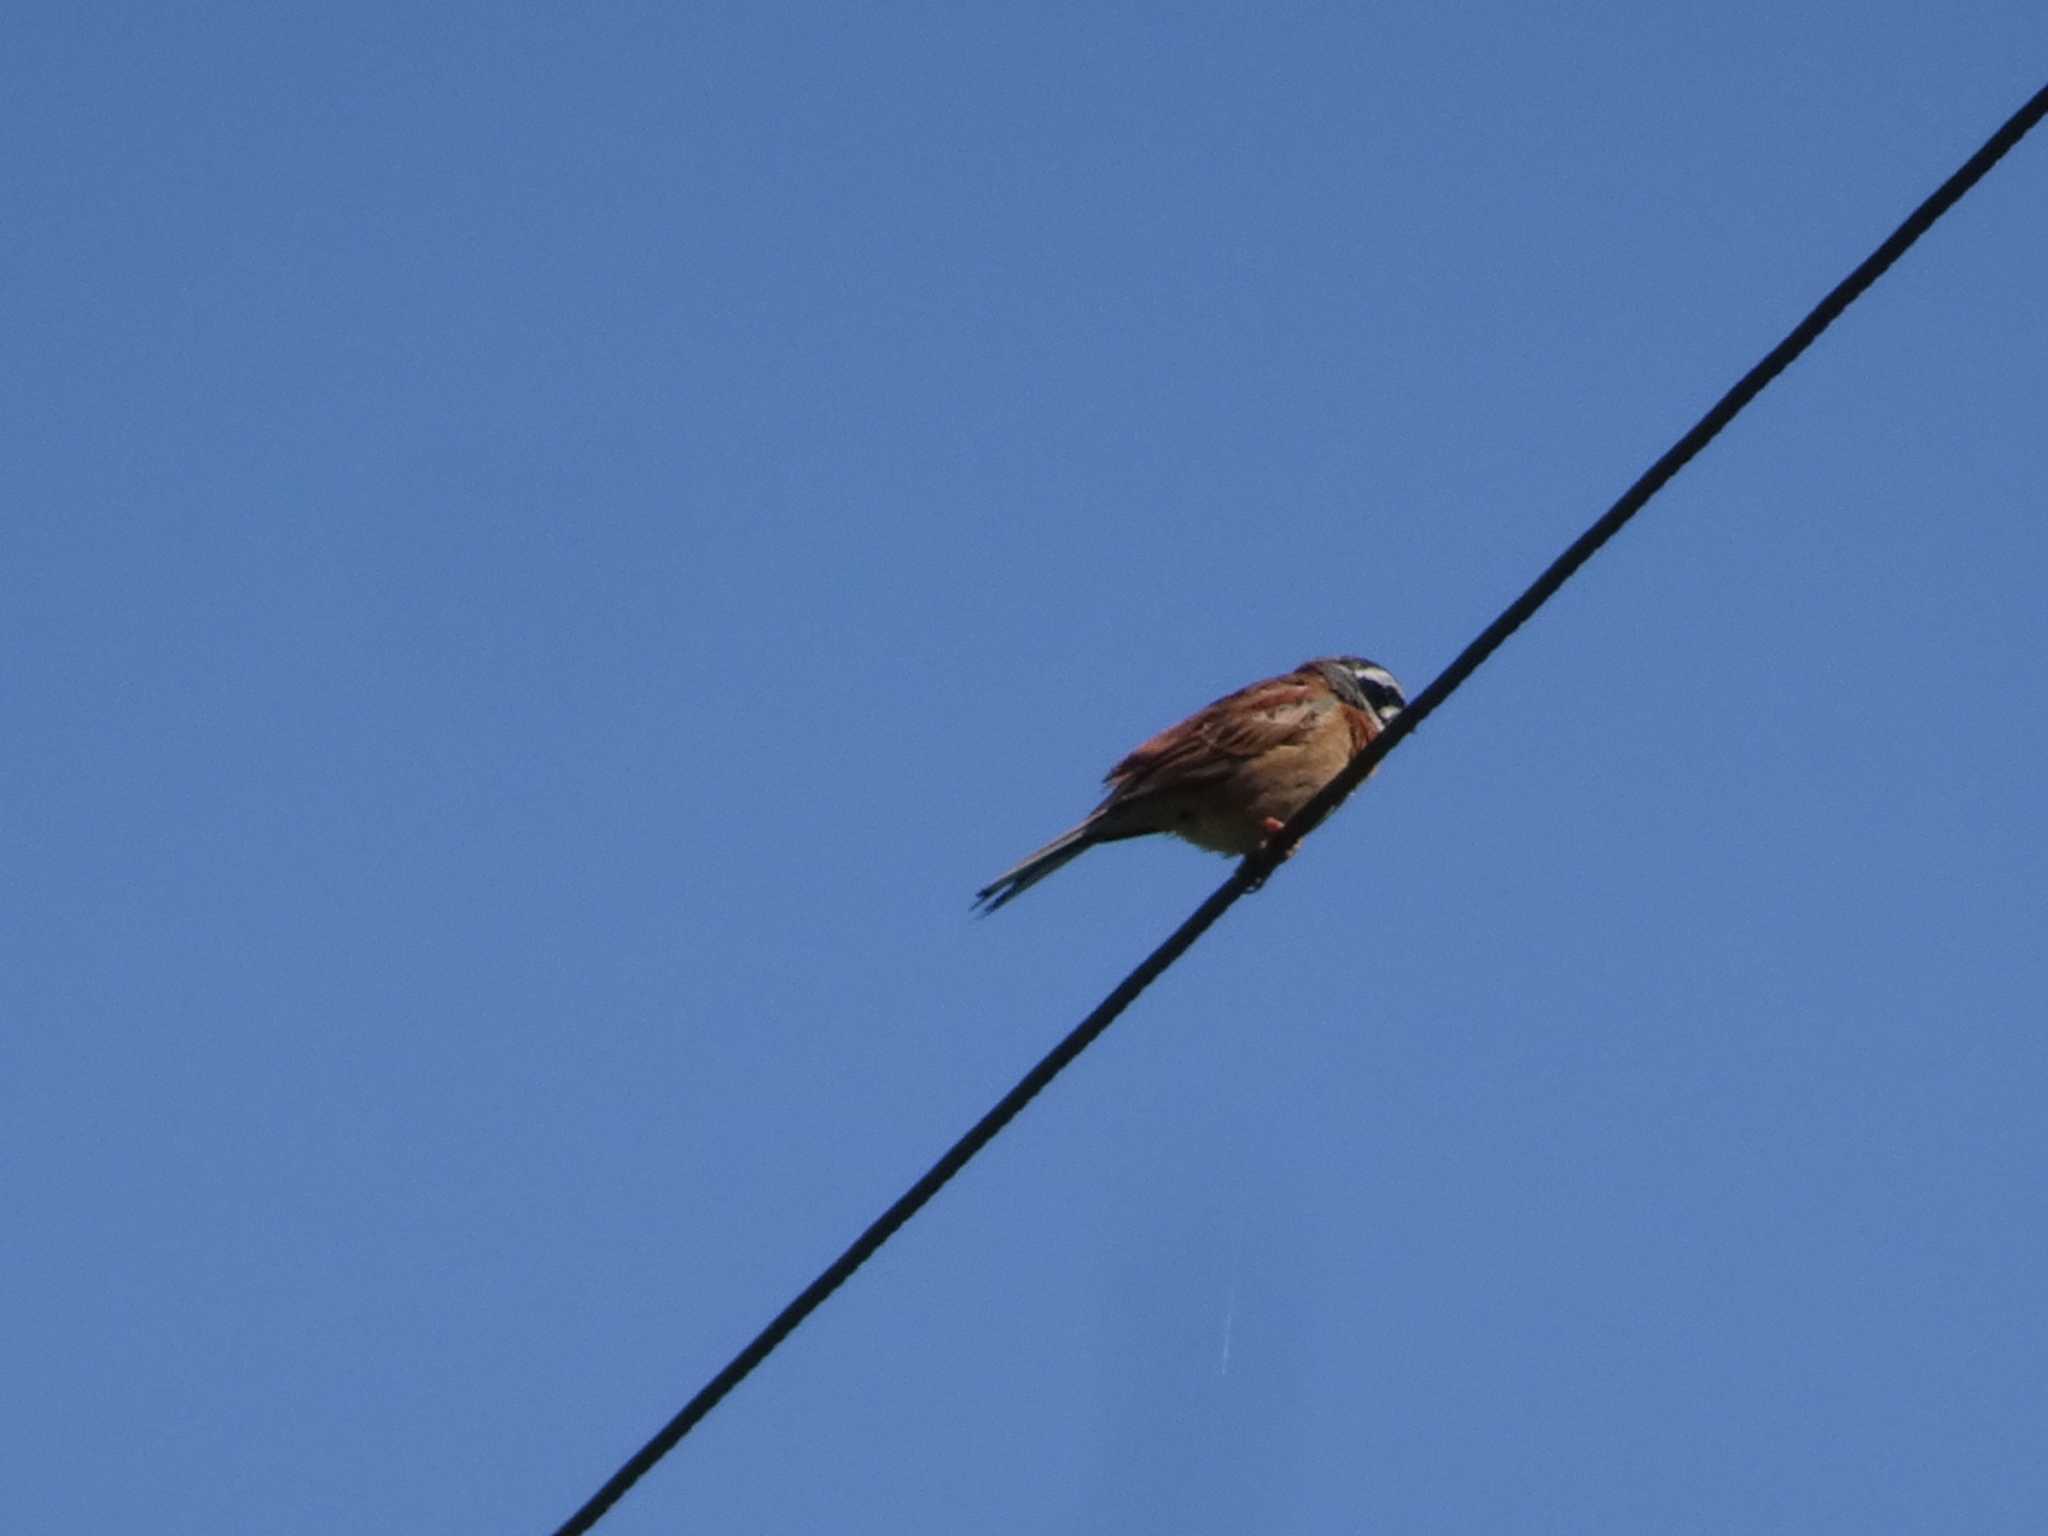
(1104, 673), (1333, 796)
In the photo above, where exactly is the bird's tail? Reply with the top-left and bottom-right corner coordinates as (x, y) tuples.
(972, 816), (1103, 914)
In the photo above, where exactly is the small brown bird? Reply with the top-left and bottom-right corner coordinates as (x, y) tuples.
(974, 656), (1406, 912)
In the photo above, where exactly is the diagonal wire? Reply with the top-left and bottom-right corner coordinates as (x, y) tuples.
(549, 78), (2048, 1536)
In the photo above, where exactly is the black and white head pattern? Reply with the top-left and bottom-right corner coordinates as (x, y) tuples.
(1316, 656), (1407, 725)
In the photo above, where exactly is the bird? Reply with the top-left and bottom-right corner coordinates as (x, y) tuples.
(973, 655), (1406, 913)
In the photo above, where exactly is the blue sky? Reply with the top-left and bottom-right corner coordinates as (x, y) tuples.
(7, 5), (2046, 1532)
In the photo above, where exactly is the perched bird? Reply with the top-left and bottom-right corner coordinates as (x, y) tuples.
(974, 656), (1406, 913)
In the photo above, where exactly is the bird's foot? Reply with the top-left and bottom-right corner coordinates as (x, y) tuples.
(1259, 816), (1300, 857)
(1240, 818), (1297, 894)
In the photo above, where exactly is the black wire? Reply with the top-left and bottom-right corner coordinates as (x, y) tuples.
(548, 78), (2048, 1536)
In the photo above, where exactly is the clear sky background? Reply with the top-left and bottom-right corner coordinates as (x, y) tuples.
(7, 5), (2046, 1533)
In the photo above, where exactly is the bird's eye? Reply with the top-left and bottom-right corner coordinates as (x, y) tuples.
(1355, 668), (1405, 719)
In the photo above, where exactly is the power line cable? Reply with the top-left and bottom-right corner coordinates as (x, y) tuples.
(548, 78), (2048, 1536)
